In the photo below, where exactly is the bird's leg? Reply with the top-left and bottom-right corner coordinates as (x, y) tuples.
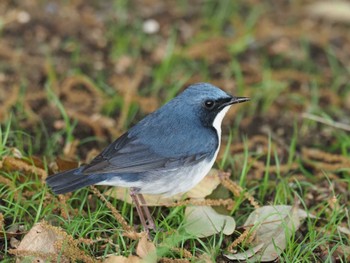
(130, 188), (149, 233)
(137, 193), (156, 230)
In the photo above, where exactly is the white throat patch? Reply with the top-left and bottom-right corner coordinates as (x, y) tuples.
(212, 105), (231, 141)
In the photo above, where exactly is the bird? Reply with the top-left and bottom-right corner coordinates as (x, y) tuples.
(46, 82), (250, 232)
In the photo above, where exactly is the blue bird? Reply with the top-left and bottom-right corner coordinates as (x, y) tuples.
(46, 83), (250, 232)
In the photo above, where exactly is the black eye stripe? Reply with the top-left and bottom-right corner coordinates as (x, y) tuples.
(218, 97), (233, 104)
(203, 97), (233, 110)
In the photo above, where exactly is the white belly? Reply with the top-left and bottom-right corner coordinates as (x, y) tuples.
(97, 156), (215, 196)
(141, 157), (216, 196)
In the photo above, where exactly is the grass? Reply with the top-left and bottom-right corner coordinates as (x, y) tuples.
(1, 0), (350, 262)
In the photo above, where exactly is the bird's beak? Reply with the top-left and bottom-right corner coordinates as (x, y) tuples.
(229, 96), (250, 105)
(219, 96), (250, 109)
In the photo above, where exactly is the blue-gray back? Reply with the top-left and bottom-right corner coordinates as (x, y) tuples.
(81, 83), (227, 174)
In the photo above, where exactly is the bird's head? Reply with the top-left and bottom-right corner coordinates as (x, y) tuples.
(179, 83), (250, 129)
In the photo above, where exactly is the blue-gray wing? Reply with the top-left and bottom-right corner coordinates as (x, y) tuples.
(81, 132), (209, 174)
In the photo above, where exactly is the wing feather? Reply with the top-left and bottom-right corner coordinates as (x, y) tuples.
(81, 132), (209, 174)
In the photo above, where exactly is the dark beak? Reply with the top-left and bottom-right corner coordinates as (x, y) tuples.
(229, 96), (250, 105)
(219, 96), (250, 109)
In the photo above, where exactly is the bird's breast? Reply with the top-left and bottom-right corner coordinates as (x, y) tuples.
(139, 154), (217, 196)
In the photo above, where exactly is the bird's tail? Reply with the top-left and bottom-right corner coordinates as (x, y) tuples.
(46, 166), (103, 194)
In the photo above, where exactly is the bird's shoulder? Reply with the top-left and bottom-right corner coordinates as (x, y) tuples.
(81, 129), (216, 174)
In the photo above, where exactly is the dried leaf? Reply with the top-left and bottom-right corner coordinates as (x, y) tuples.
(0, 223), (26, 239)
(225, 205), (302, 262)
(224, 243), (265, 261)
(56, 157), (79, 171)
(136, 235), (157, 261)
(10, 147), (23, 159)
(197, 253), (214, 263)
(307, 1), (350, 23)
(334, 245), (350, 261)
(10, 237), (20, 249)
(9, 221), (94, 263)
(338, 225), (350, 235)
(186, 169), (221, 198)
(10, 222), (67, 262)
(103, 255), (142, 263)
(184, 206), (236, 238)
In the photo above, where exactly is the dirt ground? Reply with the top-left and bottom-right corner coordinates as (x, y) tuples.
(1, 0), (350, 261)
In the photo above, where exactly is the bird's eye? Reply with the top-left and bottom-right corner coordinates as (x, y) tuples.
(204, 100), (215, 110)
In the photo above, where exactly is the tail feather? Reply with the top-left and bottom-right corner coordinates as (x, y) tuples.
(46, 167), (104, 194)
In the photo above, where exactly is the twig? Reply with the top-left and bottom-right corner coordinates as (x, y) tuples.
(89, 186), (138, 238)
(302, 113), (350, 132)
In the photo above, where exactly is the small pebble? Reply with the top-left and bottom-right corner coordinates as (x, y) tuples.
(142, 19), (160, 34)
(17, 11), (30, 23)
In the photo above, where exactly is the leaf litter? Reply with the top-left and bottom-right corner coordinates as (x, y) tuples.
(224, 204), (305, 262)
(0, 131), (348, 261)
(9, 221), (95, 263)
(184, 206), (236, 238)
(0, 0), (349, 261)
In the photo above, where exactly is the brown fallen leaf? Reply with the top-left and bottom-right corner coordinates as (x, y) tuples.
(0, 223), (26, 239)
(333, 245), (350, 261)
(249, 204), (301, 262)
(9, 221), (94, 263)
(56, 157), (79, 171)
(307, 1), (350, 23)
(9, 221), (66, 262)
(224, 243), (265, 261)
(337, 225), (350, 235)
(103, 255), (141, 263)
(197, 253), (214, 263)
(225, 204), (305, 262)
(136, 235), (157, 261)
(184, 206), (236, 238)
(10, 237), (21, 249)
